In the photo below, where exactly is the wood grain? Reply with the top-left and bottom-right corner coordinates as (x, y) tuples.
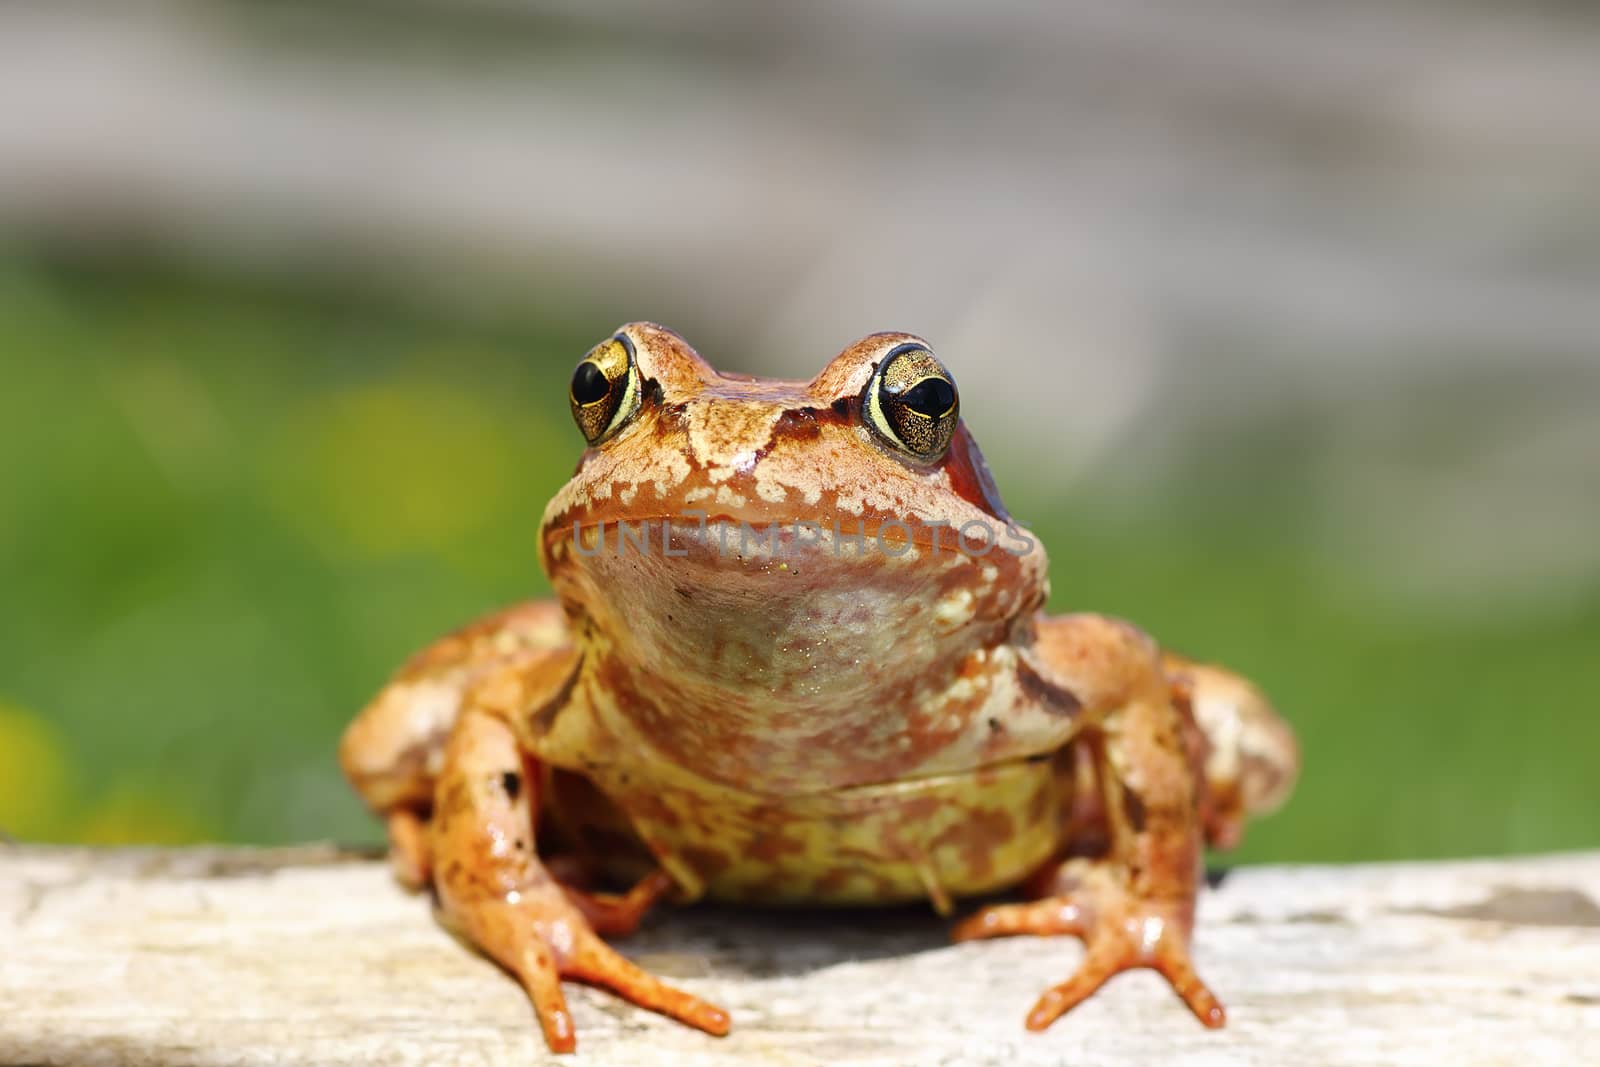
(3, 845), (1598, 1066)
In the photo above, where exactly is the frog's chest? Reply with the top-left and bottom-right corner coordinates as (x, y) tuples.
(547, 755), (1067, 908)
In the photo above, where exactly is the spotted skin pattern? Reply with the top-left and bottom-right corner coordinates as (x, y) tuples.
(339, 324), (1299, 1053)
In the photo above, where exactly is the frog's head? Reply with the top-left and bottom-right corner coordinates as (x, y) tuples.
(538, 324), (1048, 728)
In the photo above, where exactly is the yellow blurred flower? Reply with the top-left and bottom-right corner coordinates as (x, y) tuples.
(265, 378), (520, 560)
(76, 782), (218, 846)
(0, 701), (71, 839)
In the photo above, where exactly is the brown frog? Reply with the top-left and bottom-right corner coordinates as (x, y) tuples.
(340, 324), (1299, 1052)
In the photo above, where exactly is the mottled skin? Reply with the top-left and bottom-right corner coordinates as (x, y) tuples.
(339, 324), (1299, 1053)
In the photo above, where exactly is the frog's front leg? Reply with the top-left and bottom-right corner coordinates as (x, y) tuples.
(955, 614), (1225, 1029)
(339, 600), (570, 888)
(433, 688), (730, 1053)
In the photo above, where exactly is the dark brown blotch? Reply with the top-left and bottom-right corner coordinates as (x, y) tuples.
(1016, 659), (1082, 719)
(1121, 788), (1148, 834)
(678, 845), (733, 880)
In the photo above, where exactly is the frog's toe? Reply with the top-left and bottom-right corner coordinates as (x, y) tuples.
(559, 868), (677, 937)
(953, 878), (1224, 1030)
(952, 897), (1090, 941)
(565, 933), (732, 1038)
(512, 939), (579, 1053)
(1019, 918), (1225, 1031)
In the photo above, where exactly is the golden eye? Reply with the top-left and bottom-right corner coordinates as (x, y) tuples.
(568, 333), (641, 445)
(863, 343), (959, 461)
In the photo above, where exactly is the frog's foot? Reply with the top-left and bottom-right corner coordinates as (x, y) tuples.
(951, 860), (1225, 1030)
(432, 705), (728, 1053)
(449, 880), (730, 1053)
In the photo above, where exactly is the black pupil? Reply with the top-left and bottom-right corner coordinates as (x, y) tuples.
(897, 377), (955, 418)
(572, 361), (611, 405)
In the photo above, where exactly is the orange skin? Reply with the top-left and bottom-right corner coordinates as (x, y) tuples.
(339, 324), (1299, 1053)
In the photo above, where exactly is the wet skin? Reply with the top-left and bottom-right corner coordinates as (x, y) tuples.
(339, 324), (1300, 1053)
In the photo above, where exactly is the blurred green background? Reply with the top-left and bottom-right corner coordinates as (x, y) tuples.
(1, 2), (1597, 864)
(2, 255), (1596, 864)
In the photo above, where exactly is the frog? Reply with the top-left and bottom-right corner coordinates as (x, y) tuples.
(339, 323), (1299, 1053)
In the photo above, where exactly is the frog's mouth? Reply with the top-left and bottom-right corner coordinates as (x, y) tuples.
(549, 510), (1038, 572)
(553, 512), (1034, 711)
(563, 512), (961, 630)
(556, 512), (1017, 608)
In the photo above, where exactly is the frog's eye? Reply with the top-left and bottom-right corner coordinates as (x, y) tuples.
(569, 334), (642, 445)
(863, 343), (959, 462)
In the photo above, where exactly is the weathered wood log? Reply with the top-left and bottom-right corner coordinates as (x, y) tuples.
(3, 845), (1598, 1065)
